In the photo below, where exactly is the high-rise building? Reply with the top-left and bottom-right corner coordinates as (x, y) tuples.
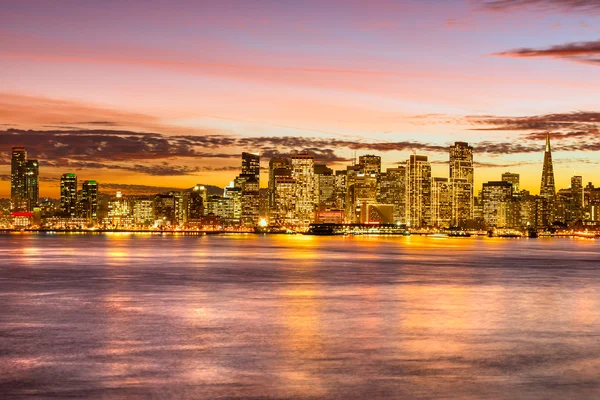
(132, 198), (154, 226)
(60, 173), (78, 217)
(358, 155), (381, 176)
(273, 176), (297, 226)
(482, 181), (513, 227)
(268, 157), (290, 212)
(188, 185), (207, 220)
(10, 147), (28, 211)
(571, 176), (584, 209)
(377, 167), (406, 223)
(314, 165), (335, 210)
(25, 159), (39, 211)
(432, 177), (452, 228)
(502, 172), (520, 192)
(80, 180), (98, 220)
(291, 153), (316, 224)
(241, 152), (260, 183)
(540, 133), (556, 199)
(450, 142), (474, 184)
(449, 142), (474, 227)
(406, 155), (432, 227)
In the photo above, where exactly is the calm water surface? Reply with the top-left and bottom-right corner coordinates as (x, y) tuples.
(1, 234), (600, 399)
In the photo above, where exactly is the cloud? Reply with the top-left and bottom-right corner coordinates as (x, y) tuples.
(494, 40), (600, 66)
(467, 111), (600, 133)
(479, 0), (600, 13)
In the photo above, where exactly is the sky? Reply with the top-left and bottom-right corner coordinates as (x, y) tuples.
(2, 0), (600, 197)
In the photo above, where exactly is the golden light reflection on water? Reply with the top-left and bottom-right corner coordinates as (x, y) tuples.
(3, 234), (600, 398)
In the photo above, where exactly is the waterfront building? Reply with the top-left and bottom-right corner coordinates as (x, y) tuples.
(432, 177), (452, 228)
(406, 155), (432, 227)
(359, 204), (394, 225)
(60, 173), (78, 217)
(315, 165), (335, 210)
(449, 142), (474, 227)
(291, 153), (316, 225)
(25, 159), (39, 211)
(273, 176), (297, 226)
(153, 193), (176, 226)
(377, 167), (406, 224)
(10, 146), (28, 211)
(268, 157), (290, 212)
(241, 152), (260, 183)
(482, 181), (513, 227)
(79, 180), (98, 221)
(132, 198), (154, 226)
(188, 185), (207, 220)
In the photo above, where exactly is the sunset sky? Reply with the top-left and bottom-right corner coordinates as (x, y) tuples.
(2, 0), (600, 197)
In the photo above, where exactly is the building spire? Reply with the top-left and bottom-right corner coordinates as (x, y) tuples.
(540, 132), (555, 199)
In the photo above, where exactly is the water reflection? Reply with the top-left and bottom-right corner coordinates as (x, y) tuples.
(1, 234), (600, 398)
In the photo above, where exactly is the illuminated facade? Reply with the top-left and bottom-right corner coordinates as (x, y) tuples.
(449, 142), (473, 227)
(10, 147), (28, 211)
(482, 181), (513, 228)
(502, 172), (520, 192)
(432, 177), (452, 228)
(291, 153), (316, 224)
(377, 167), (406, 223)
(358, 154), (381, 176)
(406, 155), (431, 227)
(80, 180), (98, 221)
(60, 173), (78, 217)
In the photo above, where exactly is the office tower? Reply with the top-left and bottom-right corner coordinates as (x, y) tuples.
(502, 172), (520, 192)
(273, 176), (297, 225)
(60, 173), (78, 217)
(241, 152), (260, 183)
(571, 176), (584, 209)
(153, 193), (176, 226)
(241, 177), (260, 225)
(482, 181), (513, 227)
(132, 198), (154, 226)
(449, 142), (474, 183)
(291, 153), (316, 224)
(344, 165), (362, 222)
(80, 180), (98, 220)
(333, 170), (348, 213)
(25, 159), (39, 211)
(406, 155), (432, 227)
(358, 154), (381, 175)
(188, 185), (207, 220)
(314, 165), (335, 210)
(223, 184), (242, 222)
(432, 177), (452, 228)
(449, 142), (474, 227)
(353, 173), (378, 221)
(268, 157), (290, 212)
(540, 133), (556, 199)
(11, 146), (28, 211)
(451, 179), (472, 227)
(377, 167), (406, 223)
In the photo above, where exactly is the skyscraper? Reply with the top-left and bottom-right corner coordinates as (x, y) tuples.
(80, 180), (98, 220)
(268, 157), (290, 212)
(241, 152), (260, 183)
(540, 133), (556, 199)
(358, 154), (381, 176)
(449, 142), (474, 184)
(25, 159), (39, 211)
(11, 146), (28, 211)
(291, 153), (316, 224)
(502, 172), (520, 192)
(377, 167), (406, 224)
(482, 181), (513, 228)
(432, 177), (452, 228)
(406, 155), (431, 227)
(60, 173), (78, 217)
(449, 142), (474, 227)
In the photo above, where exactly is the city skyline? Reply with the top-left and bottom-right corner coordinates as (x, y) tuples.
(7, 133), (600, 231)
(2, 1), (600, 196)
